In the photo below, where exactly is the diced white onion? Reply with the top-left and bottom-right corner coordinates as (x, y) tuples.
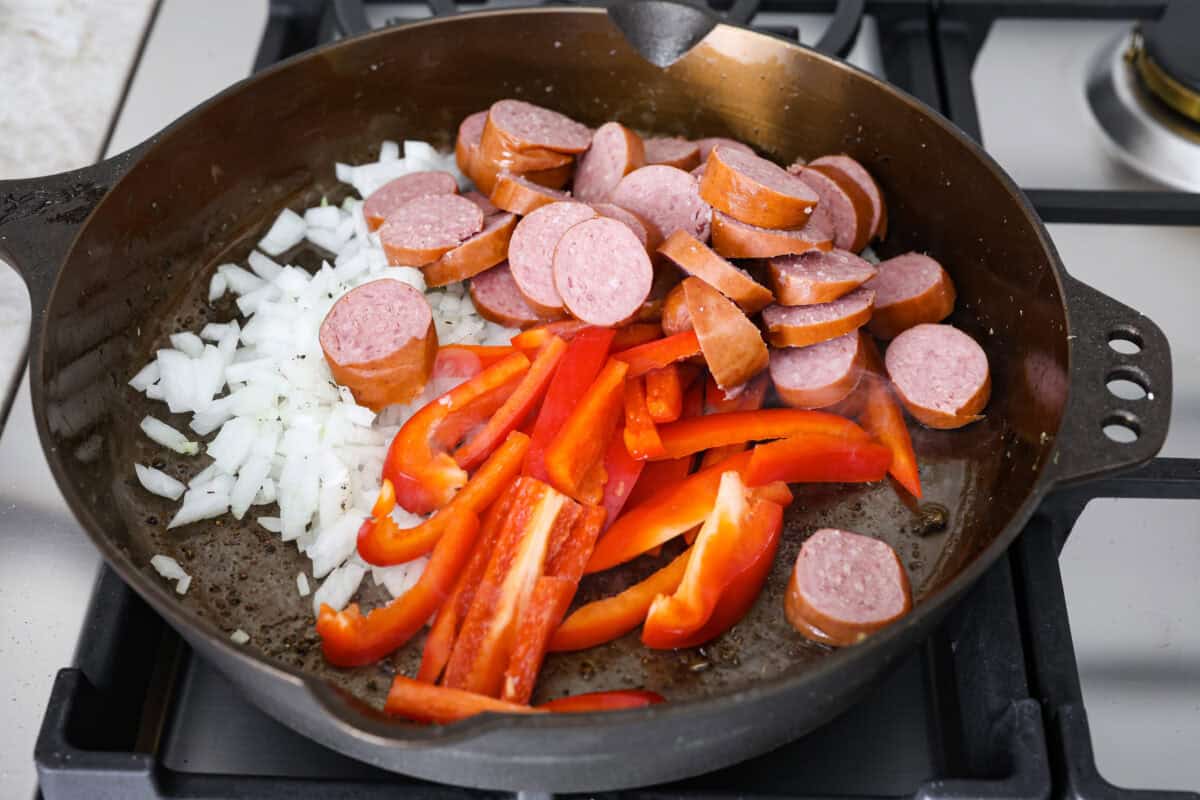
(208, 272), (228, 303)
(150, 554), (191, 595)
(312, 561), (365, 616)
(230, 629), (250, 644)
(296, 572), (311, 597)
(135, 463), (186, 500)
(128, 360), (159, 392)
(140, 416), (198, 455)
(258, 208), (306, 256)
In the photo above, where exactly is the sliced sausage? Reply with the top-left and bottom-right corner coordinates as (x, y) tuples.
(761, 287), (874, 348)
(694, 137), (754, 162)
(644, 137), (700, 171)
(464, 190), (499, 216)
(699, 146), (819, 229)
(710, 209), (833, 259)
(793, 165), (873, 253)
(455, 111), (489, 177)
(769, 332), (866, 409)
(363, 171), (459, 231)
(660, 282), (692, 336)
(786, 528), (912, 647)
(459, 107), (575, 194)
(421, 212), (517, 287)
(483, 99), (593, 154)
(884, 323), (990, 429)
(610, 165), (711, 243)
(507, 201), (596, 315)
(768, 248), (878, 306)
(319, 279), (437, 409)
(591, 202), (654, 249)
(865, 252), (956, 339)
(379, 194), (484, 266)
(573, 122), (645, 202)
(469, 262), (543, 329)
(489, 172), (571, 215)
(657, 230), (774, 313)
(553, 217), (654, 326)
(809, 154), (887, 240)
(470, 155), (574, 197)
(682, 276), (768, 390)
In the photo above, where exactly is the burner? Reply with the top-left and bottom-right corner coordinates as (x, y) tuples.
(1136, 0), (1200, 125)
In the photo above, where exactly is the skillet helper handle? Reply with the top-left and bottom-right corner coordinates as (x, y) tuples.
(1047, 274), (1172, 488)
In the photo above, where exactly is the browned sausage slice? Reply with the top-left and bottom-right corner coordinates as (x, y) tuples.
(761, 287), (874, 348)
(573, 122), (645, 202)
(489, 172), (570, 215)
(657, 230), (774, 313)
(644, 137), (701, 171)
(507, 201), (596, 315)
(710, 209), (833, 259)
(464, 190), (499, 216)
(363, 171), (459, 231)
(553, 217), (654, 326)
(694, 137), (754, 162)
(699, 146), (819, 229)
(610, 165), (711, 243)
(379, 194), (484, 266)
(885, 323), (990, 429)
(590, 202), (654, 249)
(682, 276), (768, 390)
(469, 262), (543, 329)
(484, 99), (593, 154)
(786, 528), (912, 647)
(455, 111), (488, 177)
(793, 165), (873, 253)
(421, 212), (517, 287)
(768, 248), (878, 306)
(865, 253), (956, 339)
(769, 332), (865, 409)
(319, 279), (438, 409)
(809, 154), (887, 240)
(660, 281), (692, 336)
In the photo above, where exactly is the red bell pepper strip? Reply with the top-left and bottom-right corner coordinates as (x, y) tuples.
(744, 433), (892, 487)
(611, 323), (663, 351)
(550, 549), (692, 652)
(613, 330), (701, 378)
(383, 352), (530, 514)
(641, 473), (782, 647)
(443, 478), (581, 696)
(652, 408), (871, 462)
(317, 508), (481, 667)
(623, 379), (704, 510)
(700, 373), (770, 468)
(510, 320), (591, 351)
(454, 336), (567, 470)
(524, 327), (615, 482)
(599, 423), (646, 529)
(623, 376), (666, 460)
(434, 345), (518, 379)
(856, 337), (921, 498)
(644, 365), (684, 424)
(545, 358), (629, 502)
(538, 690), (665, 712)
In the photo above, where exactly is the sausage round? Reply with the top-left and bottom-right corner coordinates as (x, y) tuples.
(610, 165), (711, 243)
(421, 212), (517, 287)
(761, 286), (875, 348)
(319, 279), (438, 409)
(590, 202), (654, 250)
(463, 189), (499, 216)
(489, 172), (571, 215)
(694, 137), (754, 162)
(469, 262), (543, 329)
(865, 252), (956, 339)
(455, 111), (489, 177)
(507, 201), (596, 315)
(660, 281), (692, 336)
(767, 248), (878, 306)
(699, 146), (819, 229)
(682, 276), (768, 390)
(459, 108), (574, 194)
(363, 171), (459, 231)
(769, 332), (866, 409)
(573, 121), (645, 202)
(483, 99), (593, 154)
(379, 194), (484, 266)
(710, 209), (833, 259)
(809, 154), (887, 240)
(884, 323), (990, 429)
(553, 217), (654, 326)
(644, 137), (701, 171)
(786, 528), (912, 647)
(657, 229), (775, 313)
(793, 165), (873, 253)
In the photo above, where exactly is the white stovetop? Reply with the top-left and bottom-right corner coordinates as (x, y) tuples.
(0, 4), (1197, 797)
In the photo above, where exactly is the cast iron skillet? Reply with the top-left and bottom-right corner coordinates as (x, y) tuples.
(0, 2), (1173, 791)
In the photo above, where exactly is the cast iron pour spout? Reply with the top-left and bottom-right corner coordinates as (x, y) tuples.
(606, 0), (756, 68)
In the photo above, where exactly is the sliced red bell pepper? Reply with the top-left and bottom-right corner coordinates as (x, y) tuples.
(856, 337), (921, 498)
(550, 549), (692, 652)
(622, 379), (704, 510)
(317, 508), (480, 667)
(386, 676), (541, 723)
(700, 373), (770, 468)
(524, 327), (615, 482)
(611, 322), (663, 351)
(434, 345), (518, 379)
(613, 330), (701, 378)
(599, 423), (646, 528)
(510, 320), (591, 351)
(359, 431), (530, 566)
(443, 478), (581, 696)
(454, 336), (567, 470)
(538, 689), (665, 712)
(545, 358), (629, 502)
(744, 433), (892, 487)
(383, 352), (530, 514)
(623, 376), (666, 460)
(644, 365), (684, 424)
(652, 408), (871, 462)
(642, 473), (782, 648)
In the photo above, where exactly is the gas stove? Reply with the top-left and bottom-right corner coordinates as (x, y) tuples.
(4, 1), (1200, 797)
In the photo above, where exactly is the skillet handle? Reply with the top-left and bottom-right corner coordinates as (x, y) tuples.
(1047, 274), (1172, 488)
